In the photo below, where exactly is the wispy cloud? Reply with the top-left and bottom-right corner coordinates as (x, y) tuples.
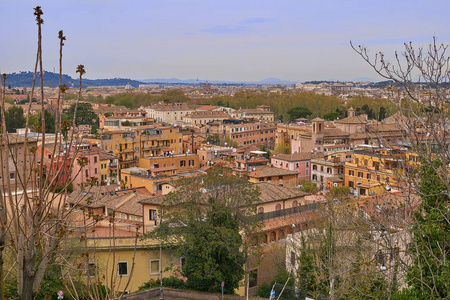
(201, 25), (246, 34)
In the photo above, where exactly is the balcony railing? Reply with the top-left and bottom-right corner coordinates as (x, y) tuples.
(257, 202), (321, 221)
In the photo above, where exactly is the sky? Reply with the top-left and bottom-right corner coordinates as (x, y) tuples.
(1, 0), (449, 82)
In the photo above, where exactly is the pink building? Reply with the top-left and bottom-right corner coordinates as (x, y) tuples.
(270, 152), (323, 182)
(71, 143), (101, 190)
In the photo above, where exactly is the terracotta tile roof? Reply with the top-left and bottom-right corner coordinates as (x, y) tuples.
(323, 128), (349, 137)
(99, 151), (117, 160)
(248, 165), (298, 178)
(272, 152), (324, 162)
(186, 111), (231, 118)
(68, 187), (154, 216)
(255, 182), (309, 203)
(334, 115), (368, 124)
(196, 105), (220, 111)
(138, 195), (166, 205)
(311, 117), (324, 122)
(260, 210), (321, 232)
(367, 124), (404, 132)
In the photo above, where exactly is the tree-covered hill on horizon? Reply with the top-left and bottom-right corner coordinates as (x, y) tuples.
(4, 71), (144, 88)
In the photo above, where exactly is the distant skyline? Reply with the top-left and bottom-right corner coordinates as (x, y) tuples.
(1, 0), (449, 82)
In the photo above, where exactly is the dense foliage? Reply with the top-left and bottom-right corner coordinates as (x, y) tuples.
(65, 102), (99, 133)
(405, 162), (450, 299)
(155, 168), (261, 294)
(3, 105), (26, 133)
(138, 276), (187, 291)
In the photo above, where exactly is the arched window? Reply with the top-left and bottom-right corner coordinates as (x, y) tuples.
(270, 231), (276, 242)
(275, 204), (281, 211)
(292, 200), (298, 208)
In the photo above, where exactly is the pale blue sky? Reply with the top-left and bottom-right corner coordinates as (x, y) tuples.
(1, 0), (449, 82)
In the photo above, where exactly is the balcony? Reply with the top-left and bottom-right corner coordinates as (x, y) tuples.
(119, 148), (135, 153)
(119, 157), (138, 163)
(257, 202), (320, 221)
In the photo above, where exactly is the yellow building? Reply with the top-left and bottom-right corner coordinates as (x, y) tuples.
(99, 127), (183, 172)
(100, 131), (138, 170)
(134, 127), (183, 158)
(120, 155), (202, 195)
(247, 165), (299, 188)
(344, 148), (411, 197)
(99, 151), (118, 184)
(137, 153), (199, 172)
(85, 236), (180, 294)
(310, 150), (352, 190)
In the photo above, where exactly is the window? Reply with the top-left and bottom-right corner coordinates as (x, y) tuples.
(373, 162), (380, 171)
(87, 262), (96, 277)
(377, 175), (381, 182)
(180, 257), (185, 272)
(149, 209), (157, 221)
(327, 168), (332, 174)
(312, 165), (317, 171)
(9, 172), (15, 179)
(376, 251), (385, 266)
(118, 262), (128, 276)
(275, 204), (281, 211)
(367, 173), (372, 180)
(85, 170), (88, 177)
(249, 269), (258, 288)
(94, 168), (97, 174)
(180, 160), (186, 167)
(349, 181), (354, 188)
(312, 174), (317, 181)
(358, 172), (363, 178)
(349, 170), (354, 176)
(189, 160), (194, 166)
(94, 156), (98, 163)
(292, 200), (298, 208)
(290, 251), (296, 267)
(320, 166), (324, 172)
(305, 169), (309, 176)
(150, 259), (160, 275)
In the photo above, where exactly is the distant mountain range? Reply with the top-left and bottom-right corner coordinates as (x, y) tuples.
(4, 71), (390, 88)
(5, 72), (300, 87)
(4, 72), (144, 88)
(140, 77), (299, 85)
